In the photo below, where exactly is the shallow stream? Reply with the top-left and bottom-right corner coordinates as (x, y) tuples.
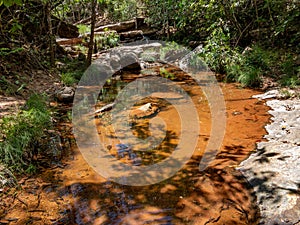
(1, 66), (270, 225)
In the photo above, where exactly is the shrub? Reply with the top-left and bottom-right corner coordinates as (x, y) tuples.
(77, 24), (90, 36)
(105, 0), (138, 22)
(94, 30), (120, 50)
(225, 45), (299, 87)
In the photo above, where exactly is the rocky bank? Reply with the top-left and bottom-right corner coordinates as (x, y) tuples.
(238, 89), (300, 225)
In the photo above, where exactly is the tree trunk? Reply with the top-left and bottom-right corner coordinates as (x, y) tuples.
(86, 0), (97, 68)
(46, 3), (55, 67)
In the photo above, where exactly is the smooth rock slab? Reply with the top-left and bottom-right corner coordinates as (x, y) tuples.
(238, 97), (300, 225)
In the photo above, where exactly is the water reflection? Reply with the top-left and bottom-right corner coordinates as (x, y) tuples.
(63, 66), (261, 224)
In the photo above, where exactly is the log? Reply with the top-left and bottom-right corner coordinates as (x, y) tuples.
(94, 19), (110, 28)
(56, 31), (117, 46)
(94, 31), (118, 37)
(119, 30), (144, 41)
(56, 37), (83, 46)
(94, 20), (136, 33)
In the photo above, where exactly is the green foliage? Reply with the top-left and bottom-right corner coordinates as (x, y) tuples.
(160, 68), (175, 80)
(77, 24), (90, 35)
(54, 0), (94, 22)
(0, 48), (24, 56)
(61, 72), (77, 86)
(54, 0), (141, 23)
(105, 0), (137, 22)
(224, 46), (268, 87)
(236, 66), (262, 87)
(0, 74), (27, 95)
(25, 163), (37, 174)
(0, 0), (22, 7)
(144, 0), (176, 33)
(59, 58), (85, 85)
(0, 94), (51, 172)
(143, 0), (299, 87)
(94, 30), (119, 50)
(279, 54), (300, 87)
(225, 45), (299, 87)
(199, 26), (235, 74)
(199, 29), (299, 88)
(145, 0), (299, 48)
(242, 46), (300, 87)
(9, 21), (22, 34)
(280, 75), (300, 87)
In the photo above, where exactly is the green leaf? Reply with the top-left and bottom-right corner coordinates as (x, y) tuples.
(10, 22), (22, 33)
(0, 0), (22, 7)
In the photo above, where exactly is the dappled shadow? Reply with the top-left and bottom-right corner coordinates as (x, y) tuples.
(52, 74), (270, 225)
(0, 68), (272, 224)
(54, 153), (259, 225)
(239, 145), (300, 211)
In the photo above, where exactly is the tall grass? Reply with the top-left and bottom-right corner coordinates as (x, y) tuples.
(0, 94), (51, 172)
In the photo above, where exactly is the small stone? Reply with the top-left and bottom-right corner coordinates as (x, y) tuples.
(56, 87), (75, 103)
(130, 103), (159, 119)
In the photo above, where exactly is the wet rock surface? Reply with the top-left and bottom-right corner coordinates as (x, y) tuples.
(239, 90), (300, 225)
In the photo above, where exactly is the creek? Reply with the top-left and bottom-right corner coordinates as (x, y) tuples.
(1, 65), (270, 225)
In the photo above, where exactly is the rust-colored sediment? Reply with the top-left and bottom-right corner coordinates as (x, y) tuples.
(0, 72), (270, 224)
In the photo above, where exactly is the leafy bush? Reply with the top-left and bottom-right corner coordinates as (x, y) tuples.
(199, 29), (299, 88)
(199, 26), (236, 74)
(278, 54), (300, 87)
(225, 45), (299, 87)
(94, 30), (120, 50)
(225, 45), (267, 87)
(0, 94), (51, 172)
(0, 0), (22, 7)
(105, 0), (138, 22)
(77, 24), (90, 35)
(145, 0), (300, 48)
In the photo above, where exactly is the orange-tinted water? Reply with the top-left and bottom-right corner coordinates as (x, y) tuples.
(0, 67), (270, 225)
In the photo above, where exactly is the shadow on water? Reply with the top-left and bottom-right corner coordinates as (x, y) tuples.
(55, 153), (259, 225)
(0, 64), (276, 225)
(50, 66), (269, 225)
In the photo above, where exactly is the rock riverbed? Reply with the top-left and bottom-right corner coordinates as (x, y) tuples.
(238, 89), (300, 225)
